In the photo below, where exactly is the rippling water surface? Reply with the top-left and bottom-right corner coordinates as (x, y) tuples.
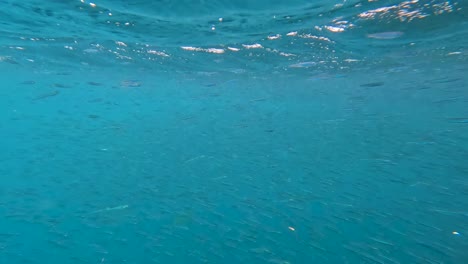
(1, 0), (467, 263)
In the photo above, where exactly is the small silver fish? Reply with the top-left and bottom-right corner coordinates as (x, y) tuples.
(367, 31), (404, 39)
(89, 205), (129, 214)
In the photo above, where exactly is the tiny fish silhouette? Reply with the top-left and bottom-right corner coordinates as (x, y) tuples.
(33, 90), (59, 101)
(360, 82), (384, 87)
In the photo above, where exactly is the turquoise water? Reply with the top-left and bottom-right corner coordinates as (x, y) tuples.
(1, 0), (467, 263)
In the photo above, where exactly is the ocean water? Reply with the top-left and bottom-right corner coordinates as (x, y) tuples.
(0, 0), (467, 263)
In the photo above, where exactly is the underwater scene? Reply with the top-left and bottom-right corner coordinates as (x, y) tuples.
(0, 0), (467, 263)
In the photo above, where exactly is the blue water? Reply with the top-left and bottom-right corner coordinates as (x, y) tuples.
(1, 0), (467, 263)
